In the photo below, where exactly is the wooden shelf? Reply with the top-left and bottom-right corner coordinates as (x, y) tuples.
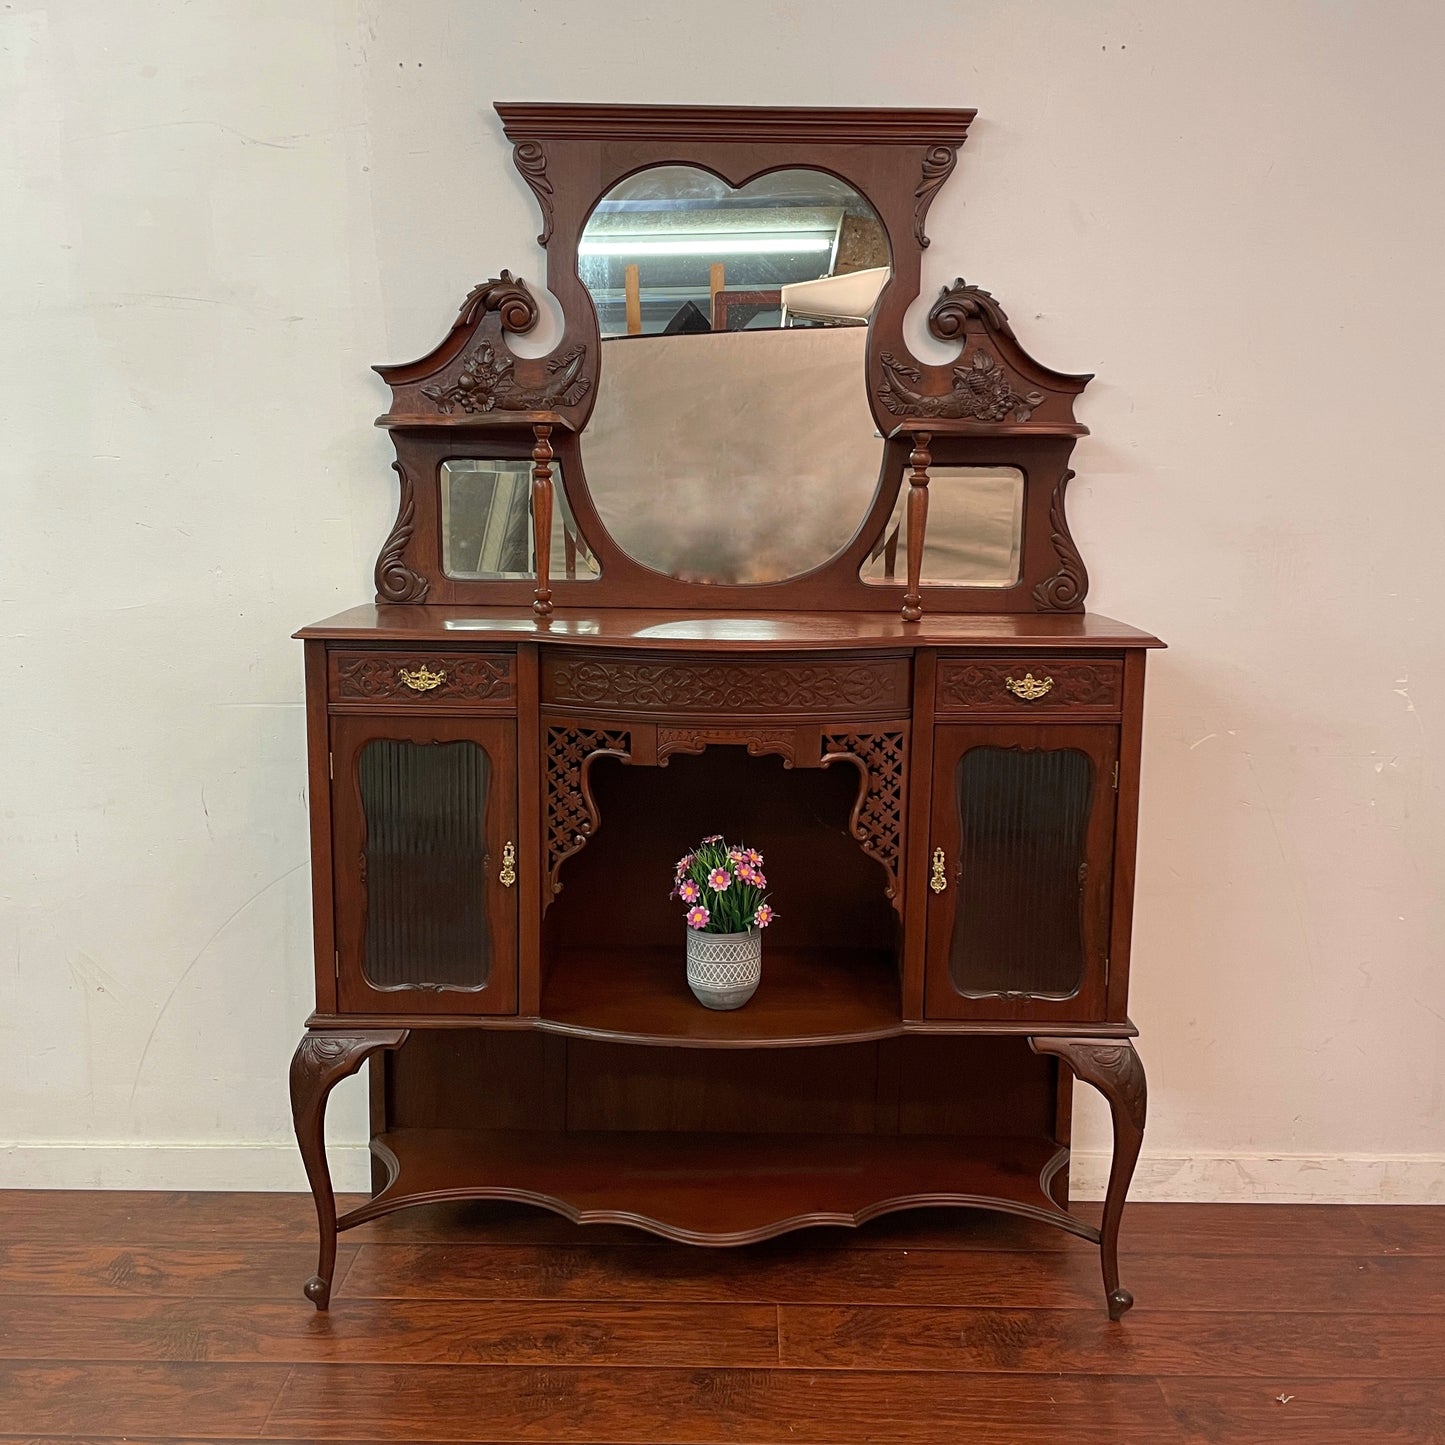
(539, 945), (901, 1047)
(342, 1127), (1092, 1247)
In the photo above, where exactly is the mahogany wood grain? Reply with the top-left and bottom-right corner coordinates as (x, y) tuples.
(263, 1363), (1178, 1443)
(4, 1192), (1443, 1443)
(344, 1128), (1083, 1246)
(1162, 1378), (1445, 1445)
(339, 1240), (1445, 1312)
(0, 1363), (288, 1439)
(1107, 647), (1149, 1015)
(297, 605), (1165, 649)
(779, 1305), (1445, 1377)
(539, 945), (899, 1046)
(0, 1296), (779, 1366)
(302, 638), (337, 1013)
(514, 643), (544, 1016)
(901, 647), (937, 1018)
(1, 1191), (1391, 1254)
(0, 1241), (359, 1297)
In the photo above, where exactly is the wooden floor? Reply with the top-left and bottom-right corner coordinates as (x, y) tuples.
(0, 1192), (1441, 1443)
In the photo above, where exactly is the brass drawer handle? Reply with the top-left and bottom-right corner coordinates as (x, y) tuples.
(499, 841), (517, 888)
(1005, 673), (1054, 702)
(398, 665), (446, 693)
(929, 847), (948, 895)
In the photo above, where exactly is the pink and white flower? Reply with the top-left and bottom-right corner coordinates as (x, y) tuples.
(686, 905), (711, 930)
(677, 878), (701, 903)
(701, 834), (723, 844)
(753, 904), (775, 929)
(745, 848), (763, 866)
(675, 853), (695, 878)
(707, 866), (732, 891)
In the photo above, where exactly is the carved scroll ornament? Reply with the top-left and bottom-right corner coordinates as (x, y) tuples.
(374, 461), (428, 603)
(1032, 469), (1090, 611)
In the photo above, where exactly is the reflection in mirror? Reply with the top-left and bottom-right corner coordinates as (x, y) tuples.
(860, 467), (1024, 589)
(585, 328), (880, 583)
(580, 166), (889, 337)
(578, 165), (891, 584)
(441, 460), (599, 582)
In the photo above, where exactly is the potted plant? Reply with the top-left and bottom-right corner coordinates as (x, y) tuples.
(671, 835), (776, 1010)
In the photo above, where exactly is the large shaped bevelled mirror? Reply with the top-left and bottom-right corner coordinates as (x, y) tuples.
(578, 165), (891, 585)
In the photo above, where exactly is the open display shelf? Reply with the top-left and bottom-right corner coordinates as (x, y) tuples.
(539, 945), (901, 1046)
(341, 1127), (1091, 1247)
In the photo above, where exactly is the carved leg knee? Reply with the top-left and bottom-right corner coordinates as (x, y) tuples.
(289, 1029), (407, 1310)
(1030, 1037), (1147, 1320)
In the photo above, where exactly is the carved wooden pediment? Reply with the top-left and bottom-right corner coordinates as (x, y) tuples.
(877, 280), (1091, 435)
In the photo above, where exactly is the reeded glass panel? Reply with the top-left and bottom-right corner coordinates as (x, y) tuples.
(359, 739), (491, 991)
(577, 164), (891, 585)
(441, 459), (599, 582)
(950, 746), (1092, 998)
(861, 466), (1024, 589)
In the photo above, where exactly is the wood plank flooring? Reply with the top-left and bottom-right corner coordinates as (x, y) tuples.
(0, 1191), (1440, 1442)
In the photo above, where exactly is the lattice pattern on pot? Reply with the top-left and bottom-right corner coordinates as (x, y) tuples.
(687, 956), (761, 989)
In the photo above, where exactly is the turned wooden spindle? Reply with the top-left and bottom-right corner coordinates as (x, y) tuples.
(531, 423), (555, 617)
(901, 430), (932, 622)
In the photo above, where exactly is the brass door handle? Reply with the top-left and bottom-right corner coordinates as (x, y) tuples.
(929, 847), (948, 894)
(1005, 672), (1054, 701)
(399, 665), (446, 692)
(499, 841), (517, 888)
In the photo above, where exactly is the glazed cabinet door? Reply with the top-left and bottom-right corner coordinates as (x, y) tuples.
(924, 724), (1117, 1022)
(330, 716), (518, 1014)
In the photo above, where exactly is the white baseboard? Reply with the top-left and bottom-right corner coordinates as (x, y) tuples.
(2, 1141), (1443, 1204)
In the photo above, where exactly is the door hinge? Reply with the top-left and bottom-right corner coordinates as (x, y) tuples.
(1112, 760), (1119, 790)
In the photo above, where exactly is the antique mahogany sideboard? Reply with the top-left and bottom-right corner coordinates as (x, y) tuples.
(290, 104), (1163, 1318)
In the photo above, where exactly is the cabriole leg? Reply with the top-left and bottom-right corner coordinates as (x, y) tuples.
(289, 1028), (407, 1309)
(1030, 1036), (1147, 1320)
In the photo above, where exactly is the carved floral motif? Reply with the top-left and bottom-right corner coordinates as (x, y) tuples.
(332, 654), (515, 704)
(877, 348), (1045, 422)
(544, 660), (908, 714)
(423, 341), (590, 416)
(935, 658), (1121, 712)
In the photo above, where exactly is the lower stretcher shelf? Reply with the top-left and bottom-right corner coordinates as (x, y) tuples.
(340, 1127), (1096, 1247)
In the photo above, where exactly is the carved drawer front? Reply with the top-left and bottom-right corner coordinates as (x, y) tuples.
(328, 650), (516, 708)
(541, 649), (911, 718)
(934, 656), (1123, 716)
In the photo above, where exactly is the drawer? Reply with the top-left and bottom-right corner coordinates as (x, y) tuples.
(541, 649), (911, 717)
(328, 649), (516, 708)
(934, 655), (1123, 716)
